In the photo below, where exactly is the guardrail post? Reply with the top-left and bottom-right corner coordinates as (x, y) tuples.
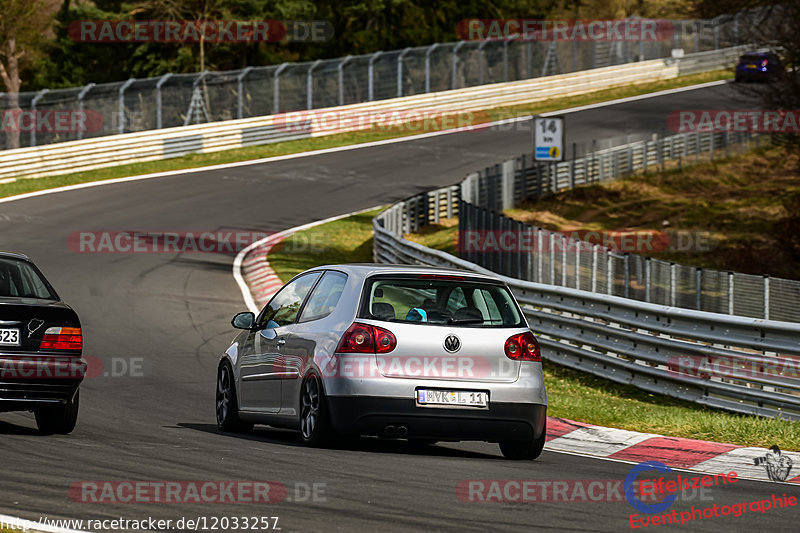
(591, 245), (598, 293)
(624, 253), (630, 299)
(368, 51), (383, 101)
(236, 68), (252, 119)
(397, 48), (411, 97)
(606, 253), (613, 295)
(728, 272), (734, 314)
(76, 83), (95, 140)
(433, 191), (440, 223)
(710, 131), (714, 160)
(503, 40), (509, 81)
(764, 275), (770, 320)
(30, 89), (49, 146)
(516, 220), (523, 279)
(695, 132), (700, 162)
(537, 230), (544, 283)
(155, 74), (172, 129)
(425, 43), (440, 93)
(713, 21), (719, 50)
(478, 41), (489, 84)
(307, 60), (322, 110)
(645, 257), (651, 302)
(118, 79), (135, 135)
(696, 268), (702, 310)
(642, 139), (648, 173)
(452, 41), (466, 90)
(627, 145), (633, 175)
(502, 160), (515, 210)
(446, 187), (453, 218)
(273, 62), (288, 114)
(550, 234), (556, 285)
(561, 236), (568, 286)
(670, 263), (677, 307)
(526, 41), (532, 78)
(338, 56), (352, 106)
(575, 241), (581, 289)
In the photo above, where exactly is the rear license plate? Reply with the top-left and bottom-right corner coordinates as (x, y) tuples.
(746, 64), (757, 68)
(416, 389), (488, 408)
(0, 328), (20, 346)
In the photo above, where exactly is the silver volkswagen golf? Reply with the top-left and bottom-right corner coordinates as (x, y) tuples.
(216, 264), (547, 460)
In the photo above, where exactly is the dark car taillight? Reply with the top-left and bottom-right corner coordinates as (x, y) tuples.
(761, 59), (769, 67)
(40, 327), (82, 351)
(504, 331), (540, 362)
(336, 322), (396, 354)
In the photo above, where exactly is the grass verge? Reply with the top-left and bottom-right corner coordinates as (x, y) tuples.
(506, 144), (800, 280)
(267, 210), (800, 451)
(0, 69), (730, 200)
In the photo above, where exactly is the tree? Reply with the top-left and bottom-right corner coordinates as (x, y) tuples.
(0, 0), (58, 148)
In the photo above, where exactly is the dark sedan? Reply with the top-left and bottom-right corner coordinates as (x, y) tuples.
(735, 51), (784, 82)
(0, 251), (84, 434)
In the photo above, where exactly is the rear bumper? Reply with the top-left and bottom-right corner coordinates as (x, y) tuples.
(0, 355), (84, 411)
(327, 396), (546, 442)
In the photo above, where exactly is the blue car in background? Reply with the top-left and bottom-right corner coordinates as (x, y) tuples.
(735, 51), (784, 82)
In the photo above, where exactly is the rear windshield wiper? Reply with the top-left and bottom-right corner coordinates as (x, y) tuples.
(447, 317), (485, 324)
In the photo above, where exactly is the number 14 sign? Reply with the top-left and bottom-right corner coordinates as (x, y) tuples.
(533, 116), (565, 161)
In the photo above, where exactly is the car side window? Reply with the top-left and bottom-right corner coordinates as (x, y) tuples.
(298, 271), (348, 323)
(257, 272), (321, 329)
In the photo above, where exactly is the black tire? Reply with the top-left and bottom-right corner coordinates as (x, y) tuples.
(36, 390), (79, 435)
(499, 419), (546, 460)
(216, 362), (252, 433)
(298, 374), (333, 447)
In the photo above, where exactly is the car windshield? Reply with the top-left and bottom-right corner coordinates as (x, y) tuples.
(0, 258), (56, 300)
(359, 274), (524, 327)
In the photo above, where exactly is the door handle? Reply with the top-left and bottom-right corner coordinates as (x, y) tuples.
(277, 338), (286, 346)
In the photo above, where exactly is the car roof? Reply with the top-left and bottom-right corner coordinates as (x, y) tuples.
(0, 251), (31, 262)
(304, 263), (502, 283)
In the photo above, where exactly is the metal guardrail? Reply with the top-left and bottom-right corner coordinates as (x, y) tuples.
(374, 203), (800, 420)
(0, 58), (684, 181)
(0, 7), (773, 150)
(396, 126), (800, 324)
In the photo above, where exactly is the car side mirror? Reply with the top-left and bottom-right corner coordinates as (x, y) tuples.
(232, 311), (255, 330)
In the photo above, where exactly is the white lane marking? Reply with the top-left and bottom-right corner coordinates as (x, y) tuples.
(0, 79), (730, 207)
(232, 206), (382, 313)
(545, 426), (659, 457)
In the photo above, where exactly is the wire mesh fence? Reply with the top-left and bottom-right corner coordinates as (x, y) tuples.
(0, 7), (777, 150)
(389, 123), (798, 322)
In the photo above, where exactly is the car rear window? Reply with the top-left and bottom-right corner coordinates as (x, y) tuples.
(740, 54), (764, 62)
(0, 258), (56, 300)
(359, 274), (524, 328)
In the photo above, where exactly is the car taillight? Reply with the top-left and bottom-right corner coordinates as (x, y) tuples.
(40, 327), (82, 351)
(761, 59), (769, 67)
(336, 322), (396, 354)
(504, 331), (540, 362)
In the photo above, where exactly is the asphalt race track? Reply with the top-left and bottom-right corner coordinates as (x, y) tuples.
(2, 82), (797, 532)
